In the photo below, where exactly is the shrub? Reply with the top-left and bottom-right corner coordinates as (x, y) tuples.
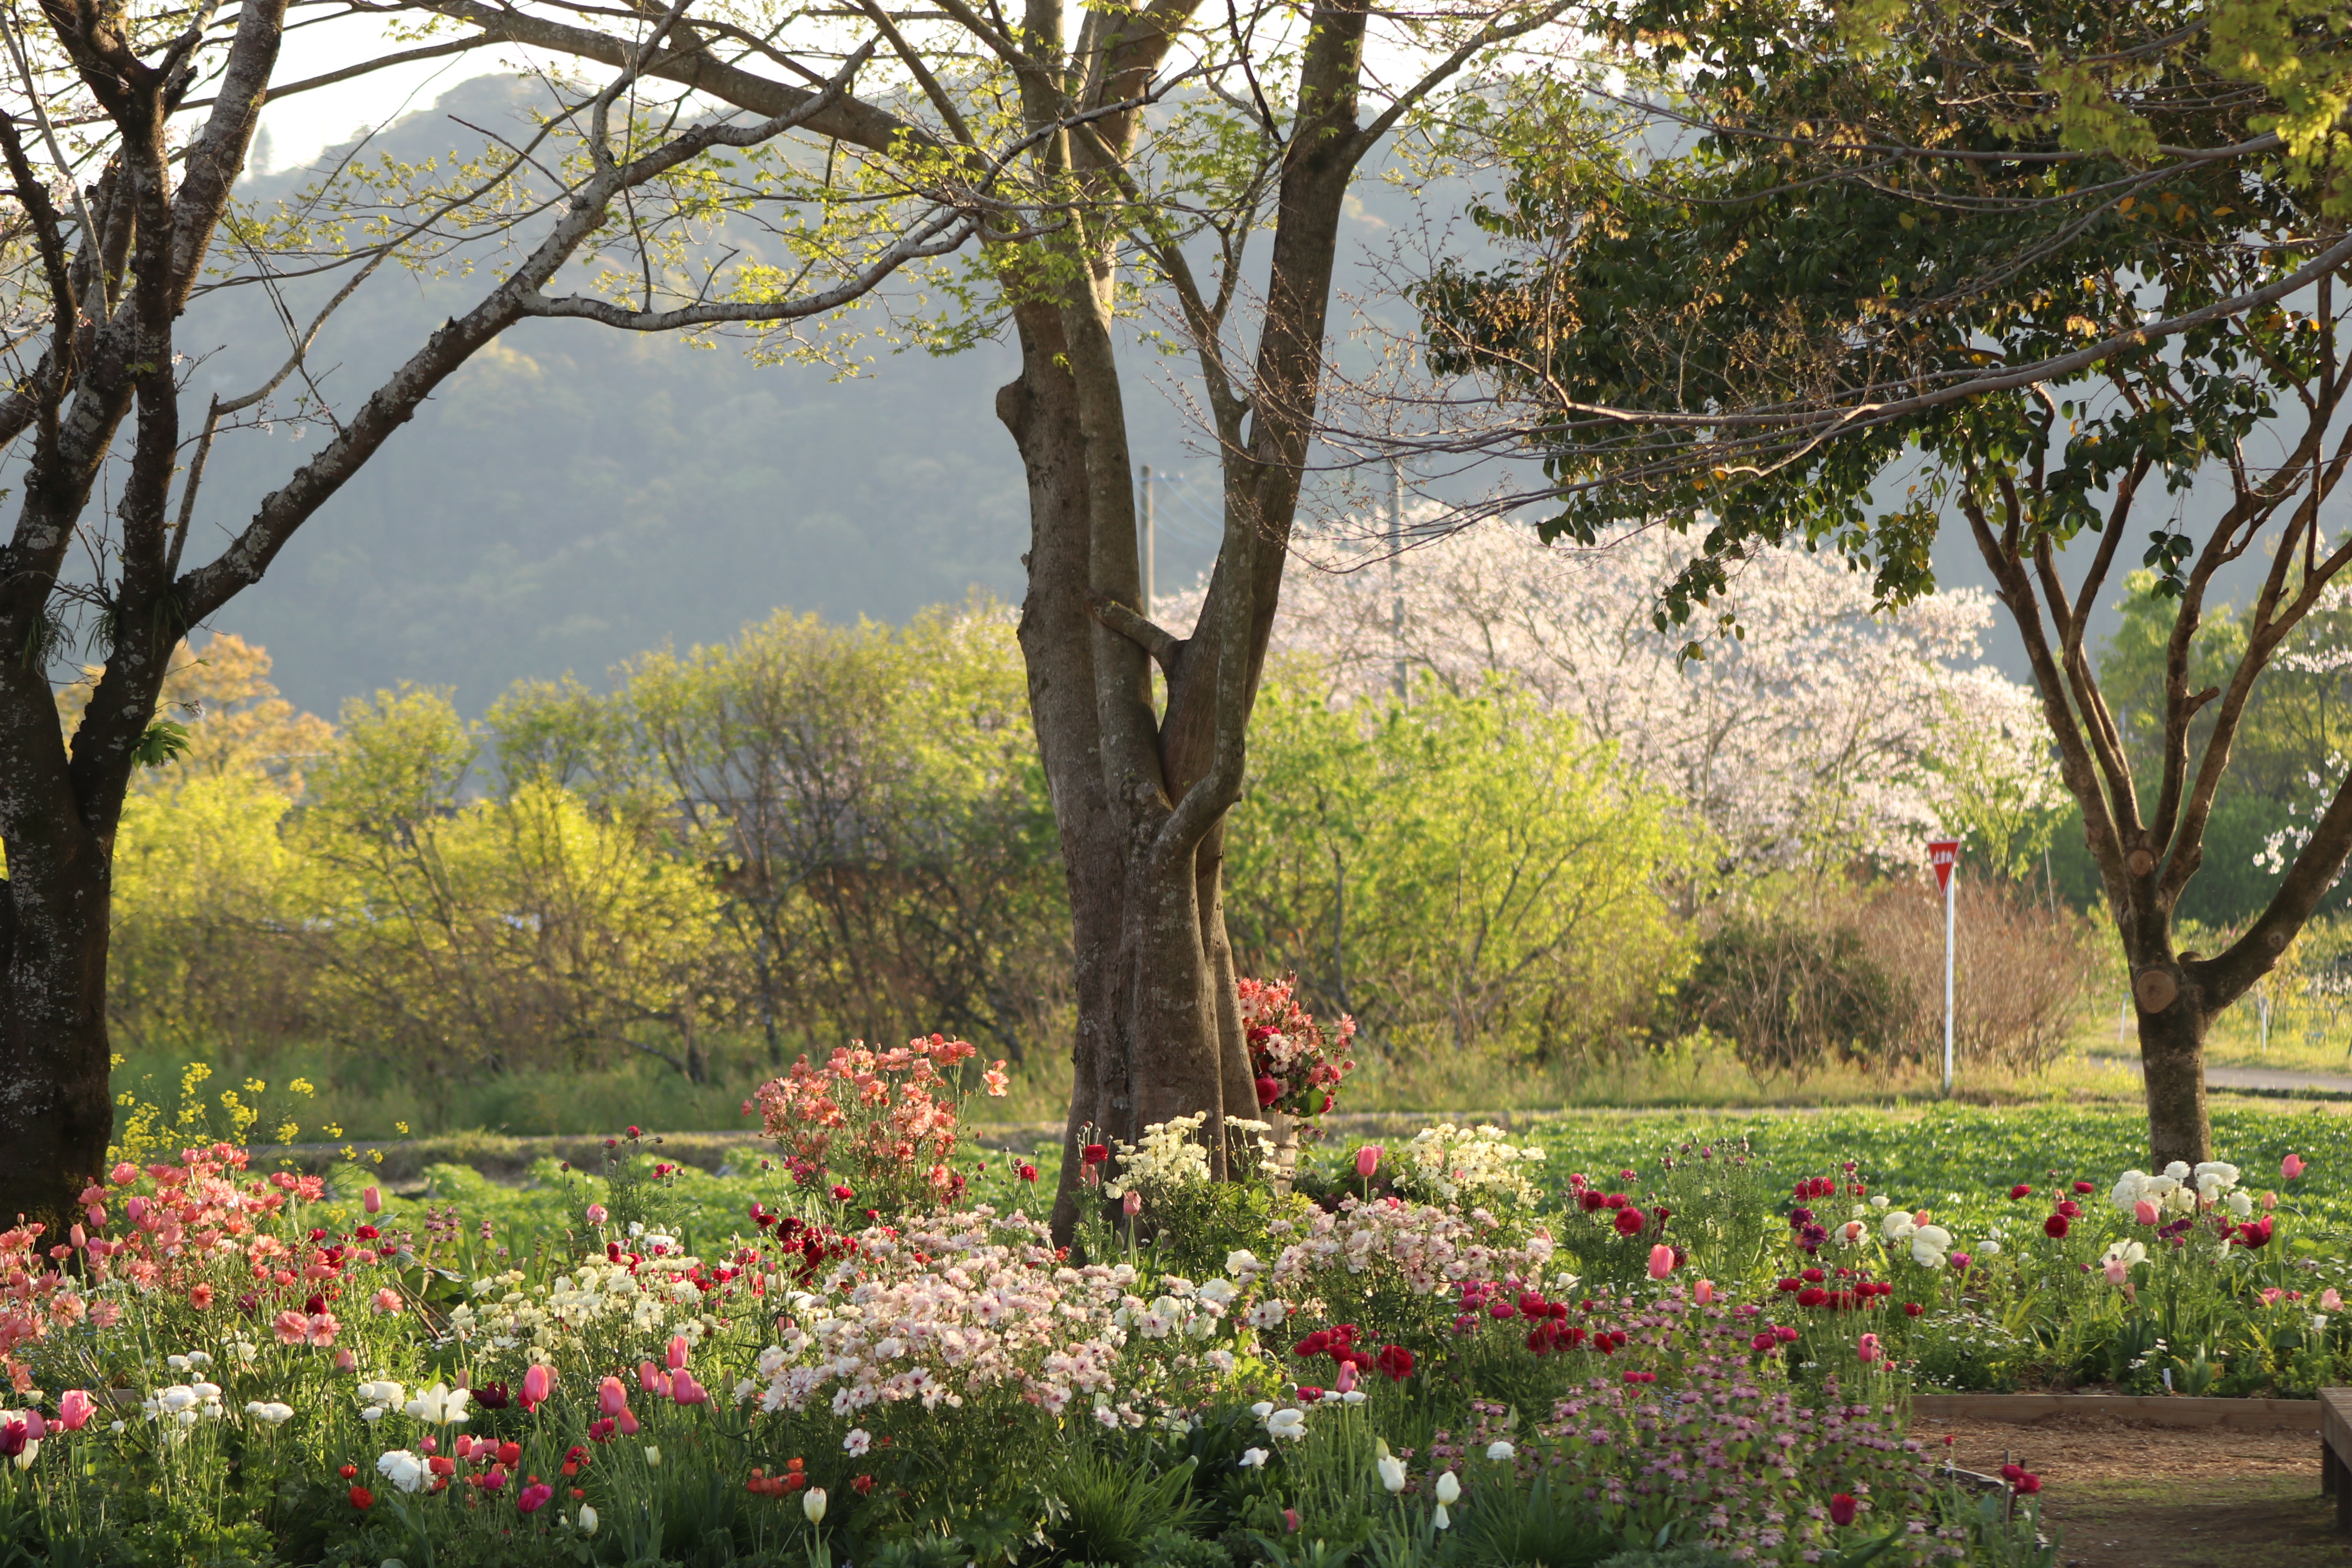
(1853, 879), (2097, 1072)
(1674, 915), (1904, 1077)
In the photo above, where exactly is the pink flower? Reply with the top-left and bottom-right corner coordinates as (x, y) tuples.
(374, 1289), (403, 1315)
(1694, 1279), (1715, 1304)
(305, 1312), (340, 1347)
(272, 1310), (311, 1347)
(2103, 1258), (2129, 1285)
(1355, 1146), (1383, 1180)
(1857, 1333), (1881, 1365)
(57, 1391), (93, 1432)
(520, 1364), (551, 1412)
(599, 1377), (629, 1416)
(2135, 1200), (2161, 1226)
(1334, 1361), (1357, 1395)
(667, 1334), (690, 1371)
(1123, 1191), (1142, 1217)
(188, 1284), (214, 1311)
(363, 1187), (383, 1215)
(2261, 1287), (2286, 1305)
(517, 1482), (554, 1514)
(1647, 1243), (1675, 1279)
(672, 1371), (710, 1406)
(2322, 1289), (2343, 1312)
(585, 1203), (608, 1225)
(640, 1362), (668, 1394)
(618, 1408), (641, 1435)
(2285, 1153), (2307, 1180)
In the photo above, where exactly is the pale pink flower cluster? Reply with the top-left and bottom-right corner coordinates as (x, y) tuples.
(1269, 1197), (1557, 1296)
(747, 1211), (1132, 1420)
(748, 1034), (1008, 1212)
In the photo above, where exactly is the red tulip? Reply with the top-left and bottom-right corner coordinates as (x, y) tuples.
(1829, 1493), (1857, 1526)
(350, 1486), (375, 1510)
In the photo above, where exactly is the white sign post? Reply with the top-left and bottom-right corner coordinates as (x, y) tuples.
(1929, 839), (1959, 1094)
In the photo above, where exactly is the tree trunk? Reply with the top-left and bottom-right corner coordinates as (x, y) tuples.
(0, 721), (117, 1239)
(2134, 961), (2213, 1169)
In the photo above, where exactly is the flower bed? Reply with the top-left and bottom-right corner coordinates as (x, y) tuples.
(19, 1043), (2335, 1566)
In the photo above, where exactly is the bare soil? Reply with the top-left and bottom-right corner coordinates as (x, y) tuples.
(1911, 1411), (2352, 1568)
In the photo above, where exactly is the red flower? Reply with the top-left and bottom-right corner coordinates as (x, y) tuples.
(2044, 1214), (2070, 1239)
(2015, 1473), (2042, 1495)
(2073, 1180), (2096, 1194)
(1802, 1267), (1825, 1283)
(2008, 1184), (2032, 1200)
(1018, 1164), (1038, 1182)
(853, 1474), (877, 1495)
(1374, 1344), (1415, 1381)
(1579, 1190), (1606, 1212)
(1612, 1207), (1645, 1236)
(1829, 1493), (1857, 1527)
(831, 1184), (855, 1201)
(2239, 1217), (2276, 1248)
(498, 1441), (523, 1469)
(349, 1486), (375, 1510)
(2056, 1200), (2082, 1218)
(1776, 1276), (1801, 1293)
(1255, 1076), (1283, 1108)
(1796, 1287), (1828, 1308)
(1750, 1331), (1776, 1351)
(1081, 1144), (1109, 1167)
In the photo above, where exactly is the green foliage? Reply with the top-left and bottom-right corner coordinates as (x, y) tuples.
(1227, 672), (1696, 1066)
(1046, 1448), (1203, 1564)
(1675, 917), (1904, 1077)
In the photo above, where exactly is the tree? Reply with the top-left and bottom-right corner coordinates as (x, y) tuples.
(0, 0), (989, 1230)
(409, 0), (1584, 1232)
(1412, 0), (2352, 1165)
(1216, 521), (2060, 871)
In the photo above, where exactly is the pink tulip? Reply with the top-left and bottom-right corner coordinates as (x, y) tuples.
(1857, 1333), (1881, 1366)
(667, 1334), (690, 1371)
(517, 1481), (554, 1515)
(2134, 1200), (2160, 1226)
(22, 1412), (45, 1442)
(2284, 1153), (2307, 1181)
(639, 1361), (667, 1394)
(598, 1376), (628, 1416)
(1694, 1279), (1714, 1304)
(2262, 1287), (2286, 1305)
(1647, 1243), (1675, 1280)
(1334, 1361), (1358, 1394)
(672, 1371), (710, 1406)
(585, 1203), (608, 1225)
(57, 1391), (92, 1432)
(363, 1187), (383, 1215)
(1355, 1146), (1383, 1180)
(68, 1224), (85, 1250)
(1123, 1191), (1142, 1217)
(618, 1408), (640, 1435)
(520, 1364), (551, 1412)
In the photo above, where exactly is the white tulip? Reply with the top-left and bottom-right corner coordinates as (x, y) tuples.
(1435, 1471), (1461, 1504)
(578, 1505), (599, 1536)
(1240, 1448), (1270, 1469)
(1377, 1455), (1407, 1492)
(803, 1487), (828, 1524)
(1432, 1504), (1451, 1530)
(645, 1446), (662, 1466)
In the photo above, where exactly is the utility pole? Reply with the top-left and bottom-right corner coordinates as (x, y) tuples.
(1138, 465), (1156, 618)
(1389, 457), (1405, 700)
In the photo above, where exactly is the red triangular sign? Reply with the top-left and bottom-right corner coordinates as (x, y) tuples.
(1927, 839), (1959, 893)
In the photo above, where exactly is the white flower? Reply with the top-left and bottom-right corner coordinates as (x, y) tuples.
(1266, 1407), (1309, 1441)
(360, 1407), (385, 1423)
(1433, 1504), (1451, 1530)
(243, 1402), (295, 1425)
(1378, 1455), (1407, 1492)
(1224, 1250), (1263, 1278)
(356, 1381), (406, 1409)
(2228, 1191), (2255, 1219)
(578, 1504), (599, 1537)
(645, 1446), (662, 1466)
(2101, 1240), (2148, 1268)
(1881, 1213), (1918, 1243)
(2111, 1171), (2151, 1214)
(185, 1351), (213, 1370)
(1486, 1442), (1515, 1462)
(1196, 1279), (1239, 1307)
(1341, 1390), (1366, 1404)
(1206, 1350), (1236, 1373)
(1909, 1225), (1953, 1268)
(1249, 1402), (1275, 1421)
(166, 1355), (191, 1373)
(803, 1487), (828, 1524)
(403, 1383), (469, 1425)
(1870, 1195), (1890, 1209)
(1977, 1238), (2002, 1257)
(1242, 1298), (1291, 1329)
(844, 1428), (871, 1457)
(1435, 1471), (1461, 1504)
(158, 1387), (198, 1414)
(2163, 1161), (2191, 1181)
(376, 1450), (428, 1494)
(1240, 1448), (1270, 1469)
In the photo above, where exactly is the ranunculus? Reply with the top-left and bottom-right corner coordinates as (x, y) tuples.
(1375, 1344), (1414, 1382)
(2044, 1214), (2069, 1239)
(1613, 1206), (1645, 1236)
(374, 1289), (403, 1315)
(1647, 1243), (1675, 1279)
(1830, 1492), (1858, 1527)
(586, 1203), (609, 1224)
(349, 1485), (375, 1510)
(1255, 1076), (1282, 1108)
(271, 1310), (310, 1347)
(2008, 1184), (2031, 1200)
(188, 1284), (214, 1310)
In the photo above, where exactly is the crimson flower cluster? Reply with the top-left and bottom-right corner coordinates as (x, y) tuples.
(1292, 1322), (1415, 1381)
(1773, 1268), (1896, 1311)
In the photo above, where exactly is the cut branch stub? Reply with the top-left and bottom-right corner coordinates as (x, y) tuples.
(2126, 848), (2157, 876)
(2134, 968), (2181, 1014)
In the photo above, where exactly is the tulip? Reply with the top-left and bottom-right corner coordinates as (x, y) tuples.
(667, 1334), (691, 1371)
(2135, 1200), (2161, 1226)
(640, 1361), (667, 1393)
(363, 1187), (383, 1215)
(1434, 1471), (1461, 1505)
(1334, 1361), (1357, 1395)
(520, 1364), (551, 1412)
(518, 1482), (554, 1515)
(672, 1372), (710, 1406)
(57, 1391), (93, 1433)
(1377, 1454), (1407, 1493)
(618, 1409), (641, 1436)
(2285, 1153), (2307, 1180)
(1123, 1191), (1142, 1217)
(645, 1445), (662, 1466)
(1830, 1492), (1858, 1527)
(578, 1504), (599, 1536)
(803, 1486), (828, 1524)
(1283, 1509), (1302, 1534)
(1694, 1279), (1715, 1305)
(1647, 1243), (1675, 1279)
(334, 1348), (358, 1373)
(1355, 1146), (1383, 1180)
(599, 1377), (628, 1417)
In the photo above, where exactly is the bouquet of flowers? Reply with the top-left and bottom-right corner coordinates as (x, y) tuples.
(1239, 975), (1355, 1121)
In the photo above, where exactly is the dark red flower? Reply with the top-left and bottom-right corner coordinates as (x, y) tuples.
(2015, 1473), (2041, 1495)
(1579, 1190), (1606, 1212)
(1776, 1276), (1802, 1293)
(1081, 1144), (1109, 1167)
(1018, 1164), (1038, 1182)
(2056, 1200), (2082, 1219)
(1375, 1344), (1415, 1381)
(1255, 1076), (1282, 1108)
(2044, 1214), (2070, 1239)
(1903, 1302), (1924, 1317)
(854, 1474), (876, 1495)
(2074, 1180), (2096, 1194)
(1797, 1287), (1828, 1308)
(1750, 1331), (1776, 1351)
(1613, 1207), (1645, 1236)
(2008, 1184), (2032, 1200)
(1802, 1268), (1825, 1283)
(1829, 1493), (1857, 1527)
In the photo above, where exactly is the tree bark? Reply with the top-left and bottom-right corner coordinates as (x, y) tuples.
(2135, 966), (2212, 1171)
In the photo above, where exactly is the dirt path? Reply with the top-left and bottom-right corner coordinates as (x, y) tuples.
(1911, 1411), (2351, 1568)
